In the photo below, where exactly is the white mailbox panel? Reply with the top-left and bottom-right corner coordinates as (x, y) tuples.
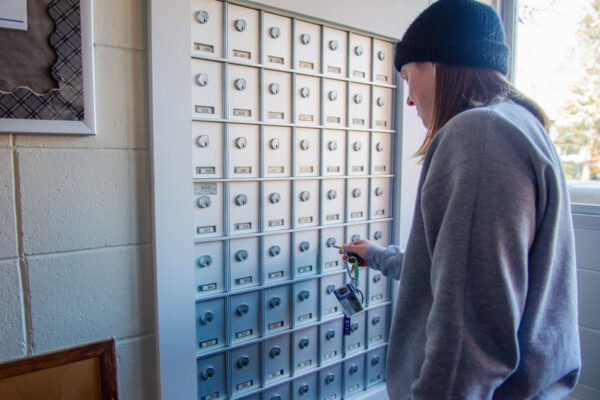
(196, 298), (225, 353)
(344, 354), (365, 396)
(349, 33), (371, 81)
(229, 181), (259, 234)
(371, 177), (390, 219)
(193, 122), (222, 179)
(292, 372), (318, 399)
(265, 284), (291, 334)
(347, 178), (368, 222)
(348, 131), (370, 175)
(321, 227), (344, 271)
(231, 291), (261, 343)
(263, 180), (291, 231)
(373, 38), (394, 84)
(323, 26), (347, 77)
(294, 20), (320, 72)
(322, 79), (346, 128)
(320, 319), (344, 365)
(191, 59), (222, 119)
(264, 70), (292, 124)
(294, 279), (318, 326)
(263, 12), (292, 69)
(344, 312), (366, 355)
(231, 343), (260, 395)
(191, 0), (222, 58)
(195, 241), (224, 297)
(294, 128), (319, 176)
(293, 179), (319, 227)
(230, 237), (259, 290)
(194, 182), (223, 238)
(264, 333), (291, 383)
(228, 123), (259, 177)
(320, 273), (344, 319)
(371, 131), (392, 175)
(228, 4), (259, 63)
(294, 230), (319, 277)
(366, 347), (386, 388)
(369, 268), (388, 305)
(370, 220), (389, 247)
(295, 75), (320, 125)
(228, 65), (259, 121)
(197, 352), (226, 400)
(319, 363), (343, 400)
(263, 233), (291, 282)
(346, 223), (368, 244)
(293, 326), (318, 374)
(263, 126), (291, 177)
(322, 129), (346, 176)
(321, 179), (345, 225)
(349, 82), (370, 128)
(367, 305), (388, 345)
(372, 86), (393, 130)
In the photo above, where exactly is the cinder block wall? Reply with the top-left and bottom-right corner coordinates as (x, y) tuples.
(0, 1), (157, 399)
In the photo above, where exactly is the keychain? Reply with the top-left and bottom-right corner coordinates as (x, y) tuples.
(331, 245), (365, 330)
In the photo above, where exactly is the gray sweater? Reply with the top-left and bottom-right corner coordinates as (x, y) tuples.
(367, 100), (581, 399)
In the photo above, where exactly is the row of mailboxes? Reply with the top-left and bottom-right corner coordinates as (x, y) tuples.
(198, 345), (387, 400)
(192, 61), (394, 127)
(191, 0), (394, 84)
(193, 123), (393, 179)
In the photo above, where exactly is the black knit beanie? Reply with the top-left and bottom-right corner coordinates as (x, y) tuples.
(395, 0), (509, 75)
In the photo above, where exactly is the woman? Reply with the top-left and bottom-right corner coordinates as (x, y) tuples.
(342, 0), (581, 398)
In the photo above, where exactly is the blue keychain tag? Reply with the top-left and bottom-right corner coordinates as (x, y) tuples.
(343, 314), (351, 335)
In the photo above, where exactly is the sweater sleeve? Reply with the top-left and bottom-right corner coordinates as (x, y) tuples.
(366, 244), (405, 280)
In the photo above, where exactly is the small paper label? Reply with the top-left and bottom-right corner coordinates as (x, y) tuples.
(375, 209), (385, 216)
(371, 293), (383, 301)
(325, 394), (337, 400)
(376, 74), (388, 82)
(196, 166), (215, 175)
(374, 165), (386, 172)
(298, 265), (312, 274)
(298, 313), (312, 321)
(268, 55), (284, 64)
(327, 66), (341, 74)
(370, 335), (382, 343)
(348, 343), (360, 351)
(348, 384), (360, 393)
(235, 276), (253, 285)
(298, 216), (313, 224)
(352, 166), (365, 172)
(268, 111), (284, 119)
(298, 360), (312, 368)
(235, 329), (253, 339)
(326, 214), (339, 221)
(199, 338), (218, 348)
(202, 392), (219, 400)
(352, 118), (365, 125)
(350, 211), (363, 218)
(324, 351), (337, 360)
(194, 182), (217, 195)
(267, 166), (285, 174)
(269, 219), (284, 227)
(327, 166), (340, 172)
(325, 260), (339, 269)
(198, 283), (217, 292)
(234, 166), (252, 174)
(298, 166), (313, 173)
(234, 222), (252, 231)
(197, 225), (216, 234)
(299, 61), (314, 69)
(233, 109), (251, 117)
(376, 120), (388, 127)
(353, 70), (365, 78)
(268, 271), (284, 279)
(268, 321), (284, 330)
(236, 380), (253, 390)
(194, 43), (214, 53)
(268, 369), (284, 379)
(327, 116), (341, 123)
(324, 306), (338, 315)
(233, 49), (251, 59)
(299, 114), (314, 122)
(195, 105), (215, 114)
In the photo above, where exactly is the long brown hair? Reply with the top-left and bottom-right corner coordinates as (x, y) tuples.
(415, 63), (550, 161)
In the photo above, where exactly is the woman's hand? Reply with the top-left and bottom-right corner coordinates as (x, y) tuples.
(341, 239), (373, 267)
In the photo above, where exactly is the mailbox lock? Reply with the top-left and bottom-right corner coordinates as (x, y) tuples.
(269, 192), (281, 204)
(351, 234), (360, 242)
(325, 329), (335, 340)
(195, 10), (209, 24)
(328, 90), (338, 101)
(351, 322), (359, 332)
(196, 135), (209, 148)
(372, 315), (381, 325)
(353, 141), (362, 151)
(375, 186), (384, 196)
(329, 39), (338, 51)
(197, 196), (212, 209)
(298, 384), (310, 395)
(236, 303), (249, 316)
(269, 82), (280, 95)
(352, 188), (361, 198)
(378, 50), (386, 60)
(201, 367), (215, 380)
(269, 245), (281, 257)
(197, 255), (213, 268)
(375, 142), (384, 152)
(325, 373), (335, 384)
(300, 33), (311, 45)
(235, 194), (248, 206)
(298, 338), (310, 348)
(354, 93), (363, 104)
(269, 138), (280, 150)
(372, 356), (381, 366)
(326, 284), (336, 294)
(269, 346), (281, 358)
(199, 311), (213, 325)
(300, 87), (311, 98)
(373, 273), (382, 283)
(235, 136), (247, 149)
(235, 249), (249, 262)
(377, 97), (385, 107)
(328, 140), (338, 151)
(299, 139), (310, 151)
(326, 237), (336, 247)
(269, 296), (281, 308)
(234, 78), (247, 91)
(270, 26), (281, 39)
(298, 290), (310, 301)
(236, 356), (250, 368)
(374, 230), (383, 240)
(195, 73), (208, 87)
(327, 189), (337, 200)
(299, 241), (310, 252)
(349, 364), (359, 375)
(234, 19), (246, 32)
(354, 45), (364, 56)
(299, 191), (310, 202)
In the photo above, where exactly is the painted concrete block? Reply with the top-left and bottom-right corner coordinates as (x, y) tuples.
(18, 148), (151, 254)
(94, 0), (146, 50)
(116, 334), (158, 400)
(0, 259), (26, 362)
(27, 245), (154, 353)
(0, 136), (11, 147)
(0, 149), (17, 259)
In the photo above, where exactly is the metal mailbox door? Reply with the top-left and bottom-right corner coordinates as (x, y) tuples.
(194, 182), (223, 238)
(344, 354), (366, 396)
(295, 75), (320, 125)
(264, 284), (291, 334)
(346, 223), (368, 244)
(193, 121), (222, 179)
(263, 126), (291, 177)
(321, 227), (344, 272)
(294, 20), (320, 72)
(230, 291), (260, 343)
(373, 38), (394, 84)
(263, 382), (290, 400)
(196, 297), (225, 353)
(323, 26), (347, 77)
(197, 352), (226, 400)
(229, 181), (259, 234)
(294, 230), (318, 277)
(230, 237), (259, 290)
(322, 130), (346, 175)
(368, 269), (388, 305)
(264, 333), (291, 383)
(228, 65), (259, 121)
(195, 241), (224, 297)
(292, 372), (317, 400)
(294, 128), (319, 176)
(322, 80), (346, 128)
(320, 273), (344, 319)
(263, 12), (292, 69)
(293, 326), (318, 374)
(319, 363), (343, 400)
(321, 179), (345, 225)
(370, 177), (391, 219)
(230, 343), (261, 396)
(294, 278), (318, 326)
(320, 318), (344, 364)
(367, 304), (388, 346)
(344, 311), (366, 355)
(370, 220), (389, 248)
(349, 82), (371, 129)
(347, 178), (368, 222)
(228, 4), (259, 63)
(366, 346), (387, 388)
(371, 131), (392, 175)
(228, 123), (259, 177)
(191, 59), (222, 119)
(372, 86), (393, 130)
(263, 180), (291, 231)
(347, 131), (369, 175)
(263, 70), (292, 124)
(263, 233), (291, 282)
(349, 33), (371, 81)
(293, 179), (319, 227)
(191, 0), (222, 58)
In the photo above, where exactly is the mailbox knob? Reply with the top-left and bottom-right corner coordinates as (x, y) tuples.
(300, 33), (311, 45)
(234, 19), (246, 32)
(201, 366), (215, 380)
(235, 194), (248, 206)
(236, 303), (249, 316)
(269, 82), (280, 95)
(354, 45), (364, 56)
(374, 230), (383, 240)
(375, 142), (384, 152)
(298, 290), (310, 301)
(235, 136), (247, 149)
(375, 186), (384, 196)
(326, 284), (336, 294)
(326, 237), (336, 247)
(372, 356), (380, 366)
(197, 255), (213, 268)
(376, 97), (385, 107)
(298, 384), (310, 395)
(372, 315), (381, 325)
(299, 241), (310, 252)
(196, 135), (210, 148)
(299, 191), (310, 202)
(349, 364), (359, 375)
(351, 234), (360, 242)
(199, 311), (213, 325)
(299, 139), (310, 150)
(269, 346), (281, 358)
(325, 373), (335, 384)
(373, 273), (382, 283)
(235, 249), (248, 262)
(234, 78), (247, 91)
(299, 338), (310, 349)
(328, 90), (338, 101)
(269, 245), (281, 257)
(197, 196), (212, 208)
(325, 329), (335, 340)
(300, 87), (310, 98)
(270, 396), (281, 400)
(270, 26), (281, 39)
(237, 356), (249, 368)
(354, 93), (363, 104)
(353, 141), (362, 151)
(269, 192), (281, 204)
(195, 73), (209, 87)
(352, 188), (361, 198)
(378, 50), (386, 60)
(269, 296), (281, 308)
(195, 10), (209, 24)
(269, 138), (280, 150)
(351, 322), (359, 332)
(327, 189), (337, 200)
(328, 140), (338, 151)
(329, 39), (338, 50)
